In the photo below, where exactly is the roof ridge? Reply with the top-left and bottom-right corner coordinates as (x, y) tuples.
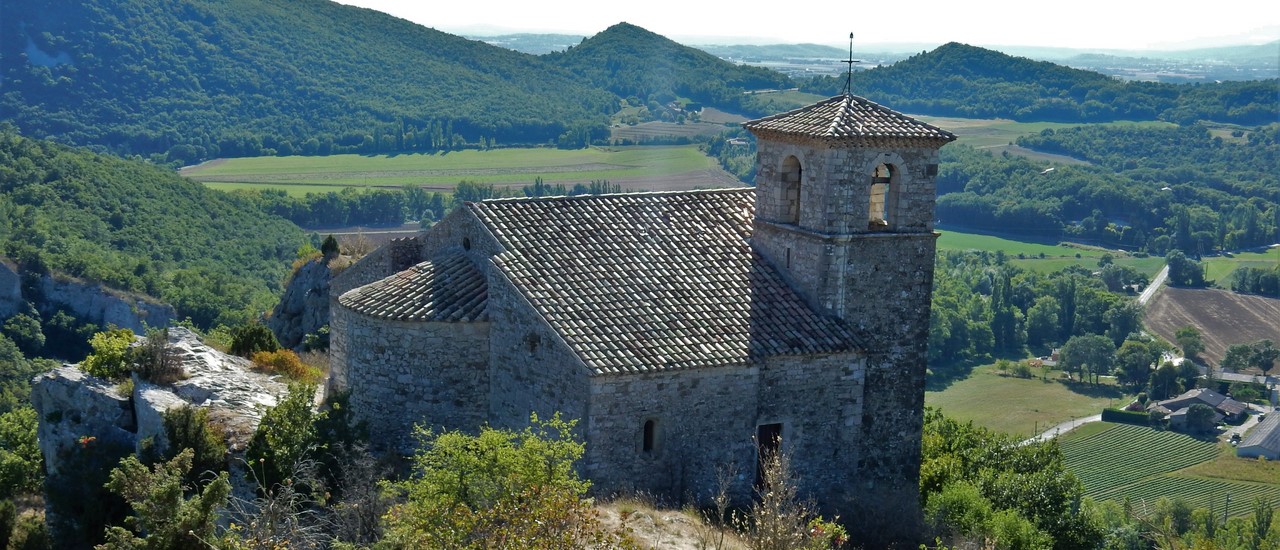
(471, 187), (754, 205)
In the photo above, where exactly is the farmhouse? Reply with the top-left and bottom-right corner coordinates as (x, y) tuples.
(1237, 414), (1280, 460)
(327, 94), (955, 539)
(1147, 387), (1248, 430)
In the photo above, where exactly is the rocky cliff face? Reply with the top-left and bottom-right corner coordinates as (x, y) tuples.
(0, 259), (176, 333)
(268, 258), (334, 349)
(31, 326), (292, 541)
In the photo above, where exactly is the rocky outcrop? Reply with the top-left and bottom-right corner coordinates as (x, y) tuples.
(268, 258), (333, 349)
(31, 326), (291, 484)
(0, 259), (176, 333)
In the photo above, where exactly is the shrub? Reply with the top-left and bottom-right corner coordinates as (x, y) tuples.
(228, 322), (279, 358)
(101, 449), (231, 550)
(383, 413), (635, 549)
(135, 327), (185, 384)
(245, 384), (322, 494)
(160, 406), (228, 488)
(80, 328), (136, 380)
(320, 234), (340, 258)
(1010, 362), (1034, 379)
(251, 349), (321, 382)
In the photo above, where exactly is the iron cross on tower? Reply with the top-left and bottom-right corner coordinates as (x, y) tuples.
(843, 32), (861, 95)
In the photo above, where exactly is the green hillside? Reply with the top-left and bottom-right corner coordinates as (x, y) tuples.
(544, 23), (793, 117)
(0, 128), (306, 328)
(802, 42), (1278, 125)
(0, 0), (616, 164)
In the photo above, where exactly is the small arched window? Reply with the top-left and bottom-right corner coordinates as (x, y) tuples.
(781, 156), (802, 224)
(869, 163), (895, 230)
(642, 419), (656, 453)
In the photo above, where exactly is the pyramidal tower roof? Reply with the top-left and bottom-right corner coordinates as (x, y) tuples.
(743, 94), (956, 146)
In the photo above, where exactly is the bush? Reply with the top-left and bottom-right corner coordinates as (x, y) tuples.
(228, 322), (279, 358)
(80, 328), (136, 380)
(251, 349), (321, 382)
(160, 406), (228, 488)
(245, 384), (322, 494)
(135, 327), (184, 384)
(1010, 362), (1034, 379)
(1101, 408), (1150, 426)
(383, 413), (635, 549)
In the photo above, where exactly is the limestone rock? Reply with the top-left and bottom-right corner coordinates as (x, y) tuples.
(268, 258), (333, 349)
(0, 257), (176, 333)
(29, 366), (134, 477)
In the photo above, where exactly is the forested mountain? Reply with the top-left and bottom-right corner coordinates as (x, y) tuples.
(936, 123), (1280, 255)
(802, 42), (1278, 125)
(0, 0), (616, 164)
(544, 23), (794, 117)
(0, 127), (306, 328)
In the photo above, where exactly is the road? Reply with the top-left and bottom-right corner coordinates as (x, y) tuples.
(1025, 414), (1103, 444)
(1138, 264), (1169, 305)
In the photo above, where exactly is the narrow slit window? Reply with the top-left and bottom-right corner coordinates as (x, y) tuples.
(642, 419), (656, 453)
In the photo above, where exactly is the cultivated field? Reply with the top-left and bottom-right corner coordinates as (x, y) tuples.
(609, 121), (730, 142)
(1145, 287), (1280, 368)
(913, 116), (1175, 161)
(182, 146), (743, 196)
(1059, 422), (1280, 516)
(1203, 247), (1280, 282)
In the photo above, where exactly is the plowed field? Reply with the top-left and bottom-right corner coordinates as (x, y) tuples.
(1145, 287), (1280, 368)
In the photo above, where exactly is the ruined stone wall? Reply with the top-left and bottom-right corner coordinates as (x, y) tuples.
(329, 309), (490, 452)
(584, 352), (864, 507)
(485, 270), (590, 432)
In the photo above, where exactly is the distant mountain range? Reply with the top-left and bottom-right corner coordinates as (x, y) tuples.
(1, 0), (1275, 164)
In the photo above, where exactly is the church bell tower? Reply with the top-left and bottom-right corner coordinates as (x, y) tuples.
(744, 92), (956, 534)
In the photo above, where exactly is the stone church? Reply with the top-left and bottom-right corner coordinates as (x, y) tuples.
(328, 93), (955, 538)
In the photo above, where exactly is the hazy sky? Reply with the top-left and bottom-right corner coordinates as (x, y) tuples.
(336, 0), (1279, 50)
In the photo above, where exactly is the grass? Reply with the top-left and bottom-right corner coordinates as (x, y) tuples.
(937, 227), (1167, 277)
(1202, 247), (1280, 283)
(184, 146), (721, 195)
(924, 362), (1131, 437)
(913, 116), (1176, 150)
(1058, 422), (1280, 516)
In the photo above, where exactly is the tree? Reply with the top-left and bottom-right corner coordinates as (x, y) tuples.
(99, 449), (231, 550)
(1184, 403), (1217, 434)
(0, 406), (41, 500)
(1105, 300), (1143, 347)
(1166, 250), (1206, 287)
(1175, 326), (1205, 359)
(1222, 343), (1255, 372)
(1115, 340), (1158, 390)
(0, 314), (44, 356)
(1025, 295), (1060, 348)
(1151, 362), (1183, 400)
(320, 234), (340, 258)
(1249, 340), (1278, 376)
(1059, 334), (1116, 384)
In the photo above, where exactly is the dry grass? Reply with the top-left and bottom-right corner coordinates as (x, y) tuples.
(597, 496), (748, 550)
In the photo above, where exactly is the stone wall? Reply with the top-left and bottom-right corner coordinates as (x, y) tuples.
(485, 270), (590, 432)
(330, 308), (490, 452)
(584, 352), (864, 507)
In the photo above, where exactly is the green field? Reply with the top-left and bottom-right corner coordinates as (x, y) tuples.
(925, 363), (1131, 437)
(183, 146), (728, 196)
(1203, 247), (1280, 283)
(936, 228), (1166, 276)
(913, 116), (1176, 150)
(1059, 422), (1280, 516)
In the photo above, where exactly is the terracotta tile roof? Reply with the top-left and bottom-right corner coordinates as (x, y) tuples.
(744, 94), (956, 143)
(339, 251), (488, 322)
(470, 189), (854, 375)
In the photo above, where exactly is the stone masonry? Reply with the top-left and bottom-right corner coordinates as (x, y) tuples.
(329, 93), (954, 546)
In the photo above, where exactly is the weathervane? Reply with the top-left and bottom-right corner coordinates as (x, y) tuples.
(843, 32), (860, 95)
